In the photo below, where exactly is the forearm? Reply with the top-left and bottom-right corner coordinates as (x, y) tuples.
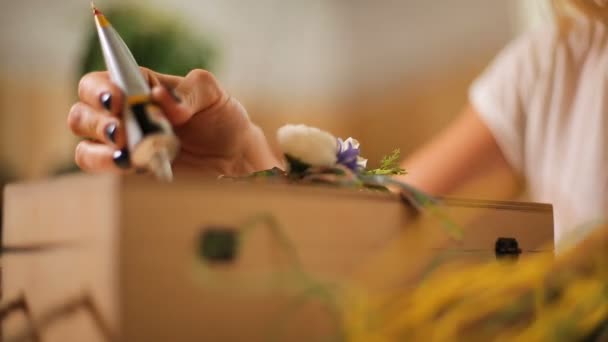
(398, 105), (520, 197)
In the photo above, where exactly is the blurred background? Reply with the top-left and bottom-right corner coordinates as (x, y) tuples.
(0, 0), (552, 196)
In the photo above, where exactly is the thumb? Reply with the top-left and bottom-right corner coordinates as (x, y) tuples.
(150, 85), (192, 126)
(173, 69), (228, 115)
(140, 67), (183, 89)
(142, 67), (192, 126)
(147, 69), (228, 126)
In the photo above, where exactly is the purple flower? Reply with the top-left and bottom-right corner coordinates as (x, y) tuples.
(336, 137), (368, 172)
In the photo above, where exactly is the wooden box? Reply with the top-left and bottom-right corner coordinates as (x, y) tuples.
(2, 174), (553, 341)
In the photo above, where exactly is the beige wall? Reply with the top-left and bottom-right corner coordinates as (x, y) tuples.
(0, 1), (532, 180)
(0, 77), (74, 179)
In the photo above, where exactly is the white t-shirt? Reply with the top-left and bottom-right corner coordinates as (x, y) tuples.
(470, 19), (608, 251)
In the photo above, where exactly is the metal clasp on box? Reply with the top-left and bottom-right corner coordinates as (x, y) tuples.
(495, 237), (522, 260)
(198, 227), (239, 263)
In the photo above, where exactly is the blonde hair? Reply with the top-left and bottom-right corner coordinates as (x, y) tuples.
(553, 0), (608, 30)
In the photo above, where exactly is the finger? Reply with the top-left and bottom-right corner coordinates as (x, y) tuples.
(67, 102), (125, 147)
(175, 69), (229, 115)
(142, 67), (184, 89)
(150, 85), (192, 126)
(78, 71), (124, 115)
(74, 140), (122, 172)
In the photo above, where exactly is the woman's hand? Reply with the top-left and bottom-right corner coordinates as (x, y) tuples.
(68, 68), (282, 176)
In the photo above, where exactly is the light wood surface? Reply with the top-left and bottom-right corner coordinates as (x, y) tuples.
(3, 174), (120, 342)
(2, 174), (553, 341)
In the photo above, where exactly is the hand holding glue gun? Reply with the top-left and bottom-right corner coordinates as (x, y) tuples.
(68, 4), (281, 180)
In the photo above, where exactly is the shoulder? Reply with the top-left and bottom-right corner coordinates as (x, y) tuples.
(470, 23), (559, 106)
(510, 23), (559, 53)
(467, 23), (560, 174)
(476, 20), (606, 96)
(503, 19), (606, 75)
(491, 23), (560, 82)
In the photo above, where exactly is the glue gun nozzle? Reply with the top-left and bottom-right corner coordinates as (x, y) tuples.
(91, 2), (101, 15)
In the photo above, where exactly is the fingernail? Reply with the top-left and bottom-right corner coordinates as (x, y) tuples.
(104, 122), (117, 144)
(169, 88), (182, 103)
(100, 92), (112, 110)
(112, 148), (131, 169)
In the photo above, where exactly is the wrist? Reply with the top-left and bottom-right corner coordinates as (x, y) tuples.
(238, 124), (284, 174)
(171, 123), (282, 177)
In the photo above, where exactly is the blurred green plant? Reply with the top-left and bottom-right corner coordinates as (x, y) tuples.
(79, 5), (219, 78)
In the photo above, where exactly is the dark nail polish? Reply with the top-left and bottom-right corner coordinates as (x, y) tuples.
(104, 123), (117, 143)
(169, 88), (182, 103)
(112, 148), (131, 169)
(100, 92), (112, 110)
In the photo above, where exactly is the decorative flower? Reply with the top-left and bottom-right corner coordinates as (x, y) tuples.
(337, 137), (368, 172)
(234, 124), (406, 192)
(277, 124), (338, 169)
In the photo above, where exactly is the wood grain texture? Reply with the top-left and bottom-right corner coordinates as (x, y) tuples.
(2, 174), (553, 341)
(2, 174), (120, 342)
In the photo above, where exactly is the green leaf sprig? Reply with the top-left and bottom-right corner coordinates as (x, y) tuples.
(363, 149), (407, 176)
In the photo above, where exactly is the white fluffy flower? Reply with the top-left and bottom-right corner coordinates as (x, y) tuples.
(277, 124), (338, 167)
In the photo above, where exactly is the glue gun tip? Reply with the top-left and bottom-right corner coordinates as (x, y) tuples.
(91, 2), (100, 15)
